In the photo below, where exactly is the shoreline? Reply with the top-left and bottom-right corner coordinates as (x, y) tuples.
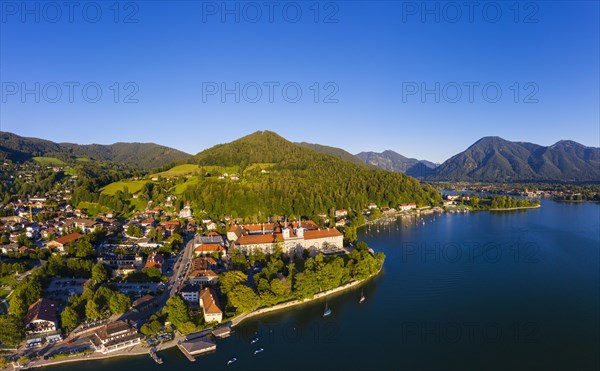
(488, 204), (541, 211)
(22, 269), (382, 369)
(230, 269), (381, 327)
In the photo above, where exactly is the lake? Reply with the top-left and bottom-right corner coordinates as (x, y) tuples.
(54, 199), (600, 370)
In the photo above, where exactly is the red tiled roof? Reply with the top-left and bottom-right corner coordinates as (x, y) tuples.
(53, 233), (83, 246)
(303, 228), (342, 239)
(236, 233), (282, 245)
(200, 288), (222, 314)
(194, 244), (226, 253)
(189, 269), (218, 278)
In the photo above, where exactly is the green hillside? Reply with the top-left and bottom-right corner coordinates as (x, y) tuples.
(183, 131), (441, 219)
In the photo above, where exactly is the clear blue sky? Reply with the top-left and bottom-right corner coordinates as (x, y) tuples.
(1, 1), (598, 163)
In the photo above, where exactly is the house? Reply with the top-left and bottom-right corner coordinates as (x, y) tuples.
(335, 209), (348, 218)
(443, 200), (455, 207)
(368, 203), (378, 210)
(97, 255), (143, 277)
(179, 205), (193, 219)
(200, 288), (223, 323)
(144, 252), (164, 273)
(194, 243), (226, 257)
(180, 284), (200, 303)
(398, 203), (417, 212)
(188, 269), (219, 286)
(47, 233), (83, 252)
(191, 257), (217, 271)
(90, 320), (142, 353)
(25, 299), (58, 335)
(205, 221), (217, 231)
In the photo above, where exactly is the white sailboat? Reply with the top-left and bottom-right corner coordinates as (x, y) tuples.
(359, 290), (365, 303)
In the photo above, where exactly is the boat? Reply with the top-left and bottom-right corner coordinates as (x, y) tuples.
(359, 290), (365, 304)
(323, 302), (332, 317)
(251, 338), (259, 344)
(227, 358), (237, 365)
(254, 348), (264, 355)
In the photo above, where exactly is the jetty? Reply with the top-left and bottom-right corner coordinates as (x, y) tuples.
(149, 348), (163, 364)
(177, 337), (217, 362)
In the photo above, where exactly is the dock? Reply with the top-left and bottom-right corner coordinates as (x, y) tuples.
(212, 325), (231, 339)
(177, 337), (217, 362)
(149, 348), (163, 364)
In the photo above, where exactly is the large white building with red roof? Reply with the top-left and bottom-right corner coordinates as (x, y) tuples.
(229, 220), (343, 255)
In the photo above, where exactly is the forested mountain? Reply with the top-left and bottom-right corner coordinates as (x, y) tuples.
(0, 131), (190, 170)
(429, 137), (600, 182)
(183, 131), (441, 219)
(356, 150), (437, 178)
(297, 142), (367, 166)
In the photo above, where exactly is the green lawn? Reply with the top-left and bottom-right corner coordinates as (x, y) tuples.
(76, 157), (91, 162)
(33, 157), (65, 165)
(129, 198), (147, 211)
(63, 167), (77, 176)
(151, 164), (200, 178)
(101, 180), (148, 195)
(173, 177), (201, 194)
(77, 202), (110, 216)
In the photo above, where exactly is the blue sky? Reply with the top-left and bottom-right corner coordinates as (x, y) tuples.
(1, 1), (598, 163)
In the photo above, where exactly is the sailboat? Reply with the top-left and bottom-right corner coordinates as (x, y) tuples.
(323, 302), (332, 317)
(359, 290), (365, 303)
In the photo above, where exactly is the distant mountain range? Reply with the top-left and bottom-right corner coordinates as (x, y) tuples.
(1, 130), (597, 182)
(428, 137), (600, 182)
(0, 131), (191, 170)
(356, 150), (437, 178)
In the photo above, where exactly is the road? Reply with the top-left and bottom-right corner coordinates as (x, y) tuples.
(12, 236), (197, 365)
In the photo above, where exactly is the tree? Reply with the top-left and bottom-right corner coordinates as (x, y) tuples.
(164, 296), (191, 329)
(75, 239), (95, 258)
(16, 234), (32, 247)
(85, 299), (101, 320)
(17, 356), (29, 366)
(61, 306), (79, 333)
(219, 271), (248, 295)
(109, 293), (130, 314)
(344, 226), (357, 244)
(91, 263), (108, 285)
(227, 285), (260, 313)
(140, 319), (162, 335)
(0, 357), (8, 368)
(0, 315), (25, 346)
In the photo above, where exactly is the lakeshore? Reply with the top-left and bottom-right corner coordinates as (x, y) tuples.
(20, 270), (381, 369)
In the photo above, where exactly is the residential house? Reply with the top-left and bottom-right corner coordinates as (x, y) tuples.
(144, 252), (164, 273)
(335, 209), (348, 218)
(47, 233), (83, 252)
(398, 203), (417, 212)
(180, 284), (200, 304)
(25, 299), (58, 335)
(200, 288), (223, 323)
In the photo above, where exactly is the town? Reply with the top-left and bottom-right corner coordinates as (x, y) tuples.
(0, 159), (392, 368)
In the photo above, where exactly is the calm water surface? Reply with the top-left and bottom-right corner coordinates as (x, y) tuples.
(54, 200), (599, 370)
